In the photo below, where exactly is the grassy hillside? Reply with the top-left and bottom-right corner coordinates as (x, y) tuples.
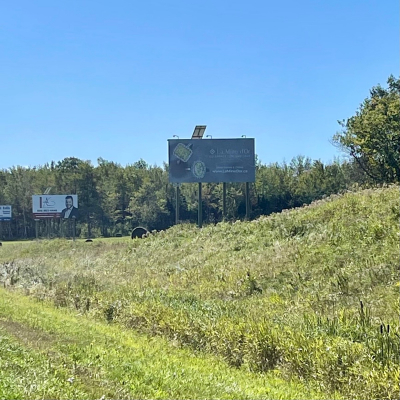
(0, 289), (327, 400)
(0, 185), (399, 399)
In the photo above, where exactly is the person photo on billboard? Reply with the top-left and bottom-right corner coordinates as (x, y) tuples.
(61, 196), (79, 219)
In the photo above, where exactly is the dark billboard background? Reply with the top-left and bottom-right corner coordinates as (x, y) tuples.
(168, 138), (255, 183)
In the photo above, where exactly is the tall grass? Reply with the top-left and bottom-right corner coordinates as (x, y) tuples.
(0, 185), (399, 399)
(0, 288), (331, 400)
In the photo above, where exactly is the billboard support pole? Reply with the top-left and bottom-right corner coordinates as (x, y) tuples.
(245, 182), (250, 220)
(72, 217), (76, 241)
(222, 182), (227, 221)
(175, 184), (180, 225)
(35, 220), (38, 240)
(198, 182), (203, 228)
(0, 221), (2, 241)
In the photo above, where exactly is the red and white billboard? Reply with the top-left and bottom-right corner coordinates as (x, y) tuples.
(32, 195), (79, 219)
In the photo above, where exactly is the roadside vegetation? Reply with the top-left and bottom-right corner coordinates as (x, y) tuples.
(1, 288), (329, 400)
(1, 185), (398, 399)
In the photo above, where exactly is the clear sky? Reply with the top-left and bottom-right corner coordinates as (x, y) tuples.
(1, 0), (398, 169)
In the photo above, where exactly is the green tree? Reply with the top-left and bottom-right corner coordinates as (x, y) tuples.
(3, 166), (34, 238)
(333, 75), (400, 183)
(96, 158), (129, 236)
(129, 166), (173, 231)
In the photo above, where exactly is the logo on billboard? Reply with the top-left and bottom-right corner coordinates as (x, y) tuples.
(40, 197), (56, 207)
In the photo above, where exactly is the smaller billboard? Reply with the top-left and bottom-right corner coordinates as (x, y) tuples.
(0, 205), (12, 221)
(32, 195), (78, 219)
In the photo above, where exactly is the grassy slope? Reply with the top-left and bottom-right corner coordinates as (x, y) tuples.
(0, 289), (328, 400)
(0, 185), (399, 399)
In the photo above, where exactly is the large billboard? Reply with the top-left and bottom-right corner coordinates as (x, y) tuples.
(32, 195), (79, 219)
(168, 138), (255, 183)
(0, 205), (12, 221)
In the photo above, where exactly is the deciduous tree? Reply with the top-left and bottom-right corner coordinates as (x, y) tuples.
(333, 75), (400, 183)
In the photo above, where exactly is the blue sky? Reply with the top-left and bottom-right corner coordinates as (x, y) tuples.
(1, 0), (398, 169)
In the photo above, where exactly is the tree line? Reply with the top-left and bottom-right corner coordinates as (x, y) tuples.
(0, 156), (372, 239)
(0, 76), (398, 239)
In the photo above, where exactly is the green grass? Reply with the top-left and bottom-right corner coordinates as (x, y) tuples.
(0, 185), (399, 399)
(0, 329), (92, 400)
(0, 288), (329, 399)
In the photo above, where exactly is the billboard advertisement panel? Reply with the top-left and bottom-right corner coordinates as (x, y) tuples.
(168, 138), (255, 183)
(32, 195), (78, 219)
(0, 205), (12, 221)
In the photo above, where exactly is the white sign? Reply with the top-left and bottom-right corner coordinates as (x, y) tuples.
(0, 205), (12, 221)
(32, 195), (78, 219)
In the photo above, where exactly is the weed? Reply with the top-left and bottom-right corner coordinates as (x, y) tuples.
(0, 186), (398, 399)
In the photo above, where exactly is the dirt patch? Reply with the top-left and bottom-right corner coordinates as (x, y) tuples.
(0, 317), (115, 398)
(0, 318), (56, 351)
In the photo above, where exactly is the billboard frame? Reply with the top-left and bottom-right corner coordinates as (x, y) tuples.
(32, 194), (79, 219)
(168, 138), (255, 184)
(169, 135), (255, 227)
(0, 205), (12, 222)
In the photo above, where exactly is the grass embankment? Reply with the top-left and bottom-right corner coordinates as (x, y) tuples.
(0, 289), (324, 399)
(0, 185), (399, 399)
